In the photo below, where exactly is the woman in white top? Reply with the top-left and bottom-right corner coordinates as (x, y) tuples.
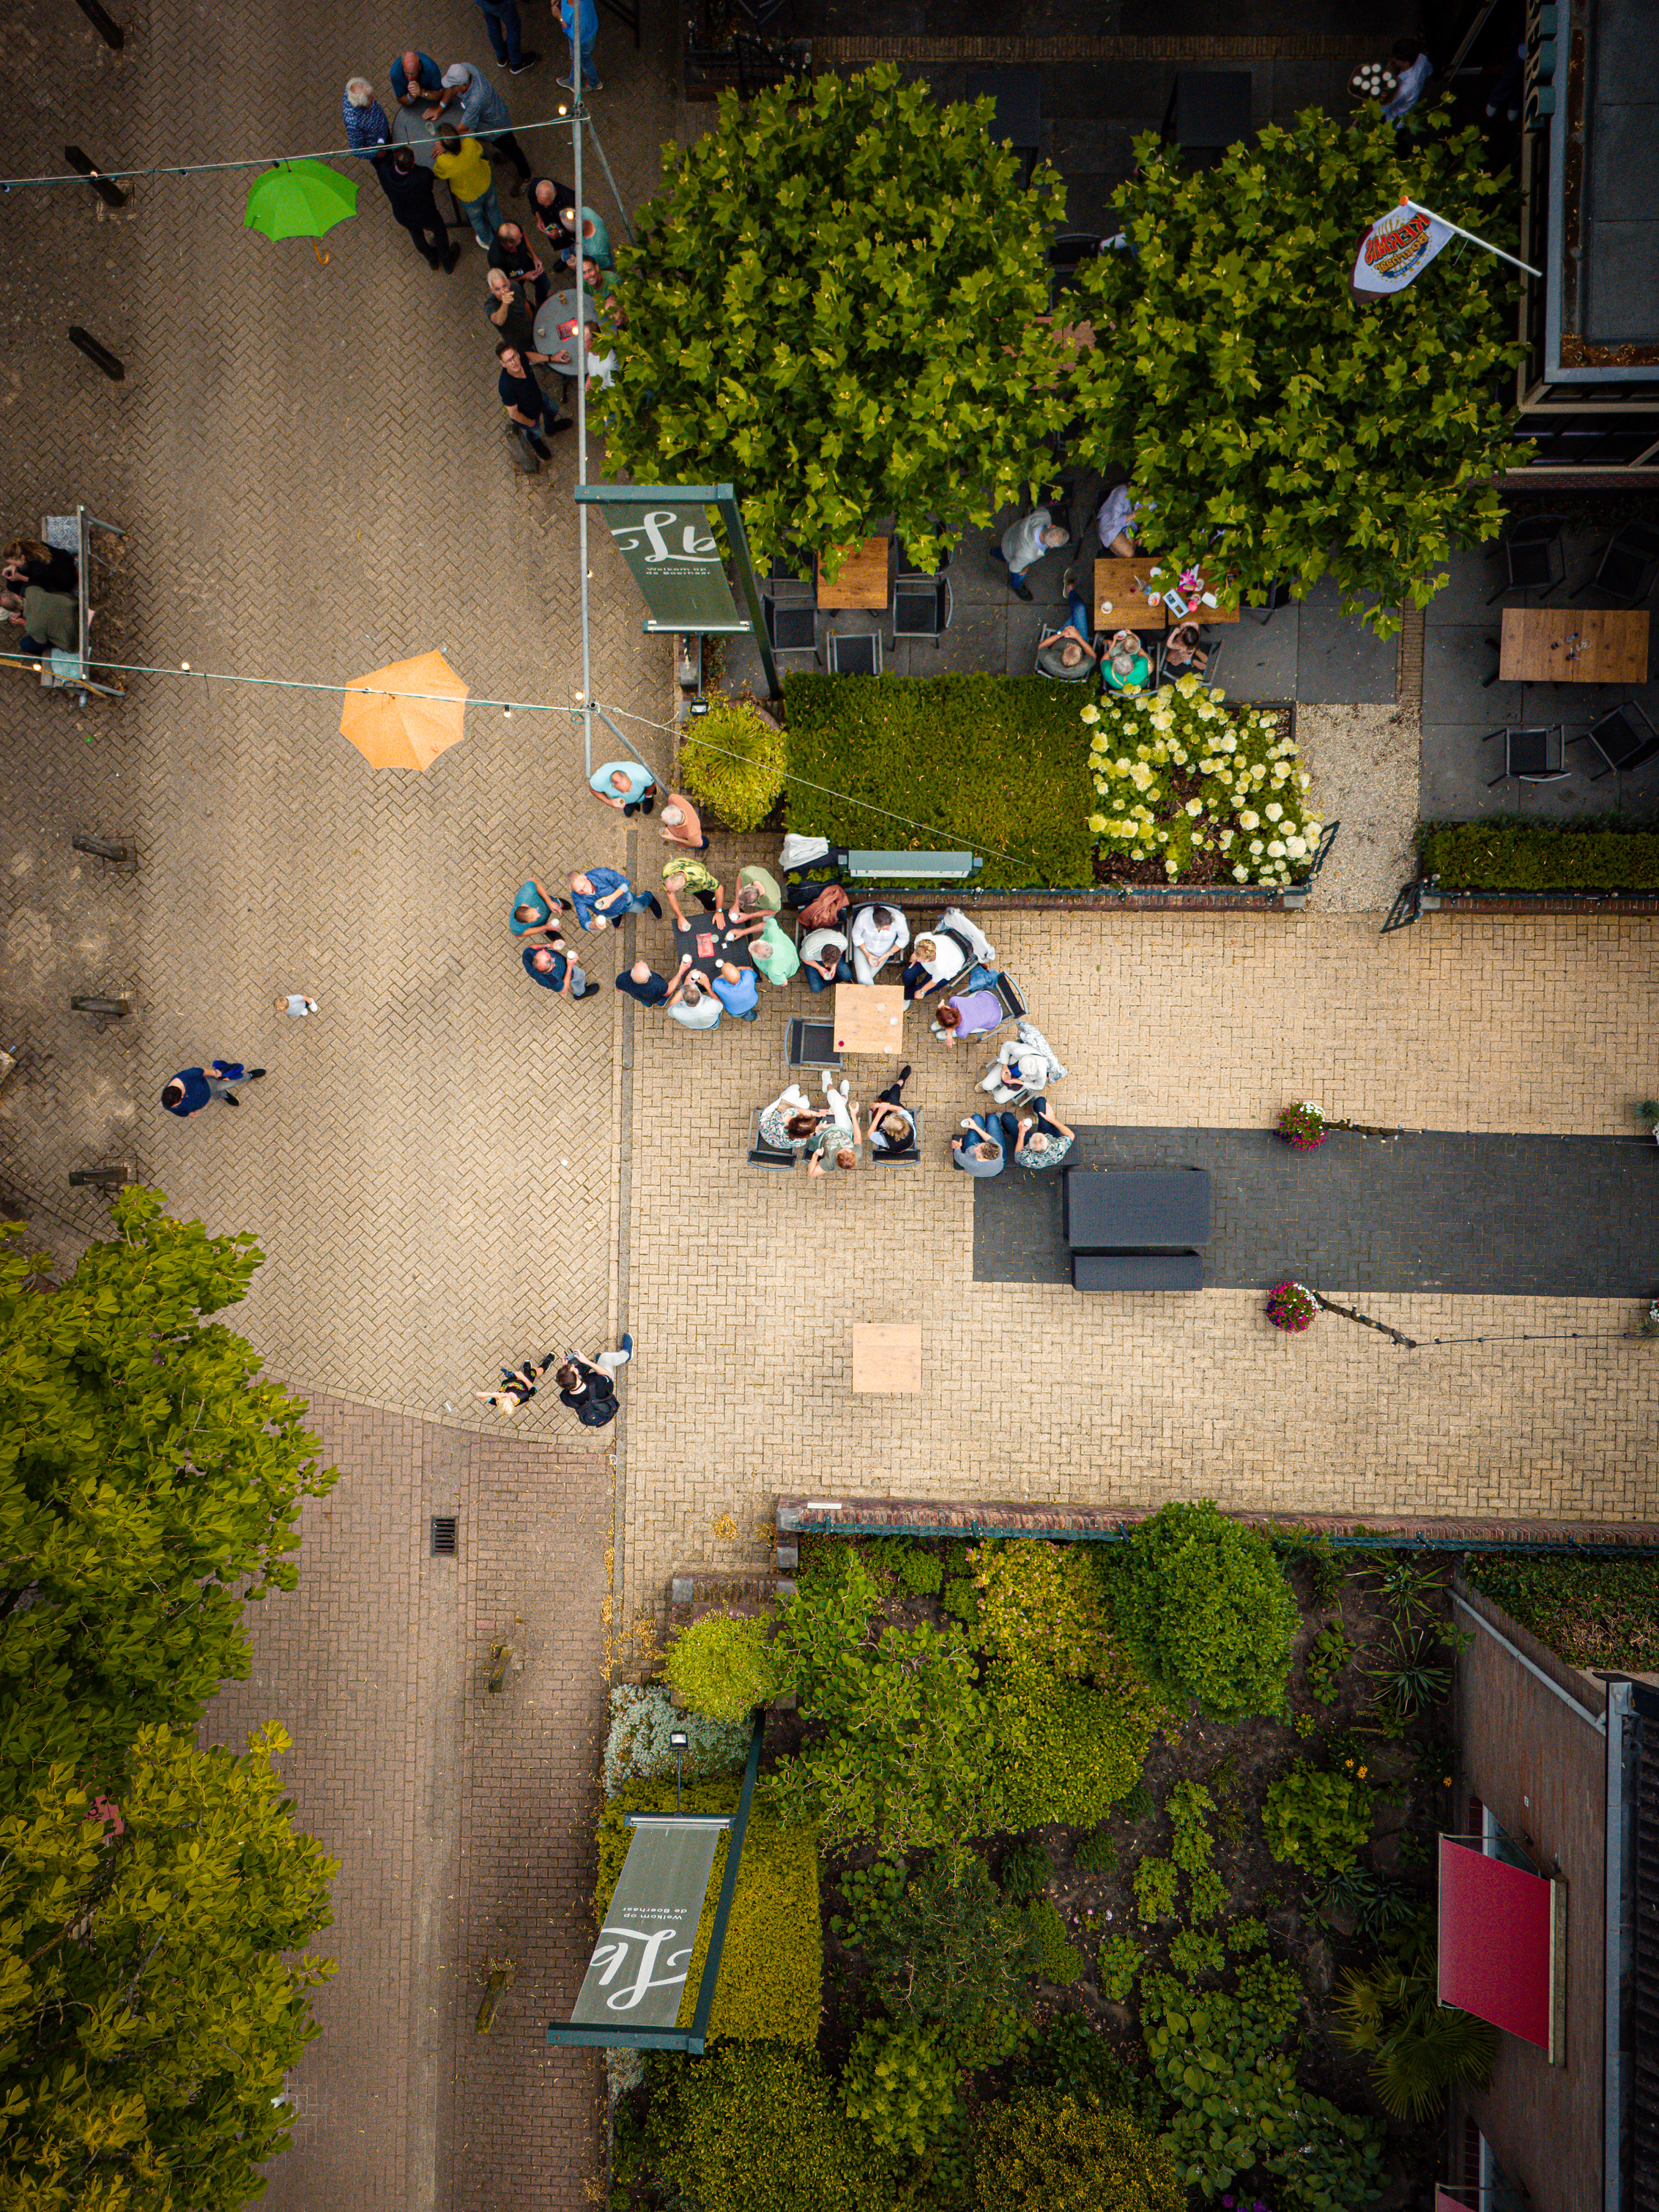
(849, 903), (909, 985)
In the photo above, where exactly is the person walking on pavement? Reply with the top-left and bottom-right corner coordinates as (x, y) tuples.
(558, 0), (601, 92)
(992, 508), (1068, 602)
(431, 62), (534, 186)
(382, 145), (459, 269)
(475, 0), (538, 75)
(436, 129), (502, 250)
(160, 1060), (265, 1116)
(275, 993), (319, 1017)
(557, 1335), (632, 1427)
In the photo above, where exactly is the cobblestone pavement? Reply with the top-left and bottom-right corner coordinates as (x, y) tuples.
(617, 909), (1659, 1624)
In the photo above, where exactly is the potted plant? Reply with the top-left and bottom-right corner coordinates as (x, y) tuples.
(1277, 1102), (1328, 1151)
(1267, 1280), (1318, 1333)
(1637, 1101), (1659, 1144)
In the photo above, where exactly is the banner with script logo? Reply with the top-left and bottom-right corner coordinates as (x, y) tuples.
(568, 1819), (725, 2031)
(1351, 201), (1454, 297)
(600, 500), (741, 631)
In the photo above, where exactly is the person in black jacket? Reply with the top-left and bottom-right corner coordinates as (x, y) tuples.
(556, 1335), (633, 1426)
(380, 146), (458, 270)
(3, 538), (77, 595)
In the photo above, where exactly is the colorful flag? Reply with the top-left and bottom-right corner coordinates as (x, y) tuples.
(1351, 200), (1454, 297)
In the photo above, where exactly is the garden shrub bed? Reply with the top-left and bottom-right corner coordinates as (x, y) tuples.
(1464, 1551), (1659, 1669)
(606, 1518), (1480, 2212)
(1420, 820), (1659, 893)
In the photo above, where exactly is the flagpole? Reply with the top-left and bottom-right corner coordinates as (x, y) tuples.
(1400, 196), (1543, 281)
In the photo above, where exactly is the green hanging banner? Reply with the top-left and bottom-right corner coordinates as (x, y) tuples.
(568, 1816), (728, 2031)
(574, 482), (781, 698)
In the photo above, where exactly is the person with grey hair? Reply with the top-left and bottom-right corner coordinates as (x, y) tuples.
(992, 506), (1069, 602)
(341, 75), (391, 163)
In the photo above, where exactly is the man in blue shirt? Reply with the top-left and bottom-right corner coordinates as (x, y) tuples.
(390, 48), (443, 106)
(710, 961), (760, 1022)
(161, 1060), (265, 1115)
(559, 0), (601, 92)
(523, 944), (600, 998)
(567, 866), (661, 929)
(435, 62), (532, 179)
(616, 960), (669, 1006)
(589, 760), (659, 815)
(342, 78), (391, 161)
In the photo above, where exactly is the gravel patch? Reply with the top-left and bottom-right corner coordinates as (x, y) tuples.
(1296, 703), (1420, 913)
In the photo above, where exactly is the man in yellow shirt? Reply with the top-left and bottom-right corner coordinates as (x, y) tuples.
(434, 128), (502, 250)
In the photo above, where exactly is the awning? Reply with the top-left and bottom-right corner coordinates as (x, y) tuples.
(1439, 1834), (1564, 2057)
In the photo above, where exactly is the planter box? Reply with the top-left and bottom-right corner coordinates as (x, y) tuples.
(1383, 877), (1659, 932)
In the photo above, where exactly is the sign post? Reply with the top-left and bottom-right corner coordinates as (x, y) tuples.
(574, 483), (782, 700)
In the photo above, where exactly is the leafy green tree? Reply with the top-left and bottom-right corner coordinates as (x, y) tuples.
(1066, 105), (1523, 634)
(0, 1190), (335, 1795)
(603, 65), (1069, 574)
(865, 1852), (1039, 2063)
(1107, 1502), (1297, 1723)
(0, 1724), (336, 2212)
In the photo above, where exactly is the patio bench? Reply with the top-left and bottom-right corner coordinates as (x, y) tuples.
(1072, 1250), (1204, 1291)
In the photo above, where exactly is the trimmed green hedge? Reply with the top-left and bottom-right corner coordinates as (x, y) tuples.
(1421, 822), (1659, 892)
(598, 1779), (821, 2044)
(782, 672), (1098, 890)
(1465, 1554), (1659, 1669)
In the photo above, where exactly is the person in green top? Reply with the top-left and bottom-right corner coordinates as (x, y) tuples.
(1101, 627), (1151, 694)
(664, 858), (721, 916)
(735, 862), (783, 916)
(749, 915), (800, 987)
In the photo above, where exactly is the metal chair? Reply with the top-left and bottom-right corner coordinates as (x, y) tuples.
(869, 1102), (924, 1165)
(768, 550), (816, 597)
(1156, 633), (1222, 690)
(1482, 725), (1568, 787)
(1247, 578), (1295, 627)
(1486, 515), (1568, 604)
(893, 538), (951, 581)
(785, 1017), (842, 1070)
(1570, 522), (1659, 608)
(825, 629), (881, 675)
(1570, 700), (1659, 782)
(891, 575), (952, 647)
(747, 1106), (798, 1168)
(763, 595), (817, 653)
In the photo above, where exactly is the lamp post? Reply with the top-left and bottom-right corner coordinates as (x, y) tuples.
(669, 1729), (689, 1814)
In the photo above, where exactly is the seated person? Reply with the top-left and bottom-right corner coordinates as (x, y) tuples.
(3, 538), (77, 595)
(757, 1083), (831, 1153)
(589, 760), (658, 813)
(1013, 1100), (1075, 1170)
(1095, 482), (1146, 557)
(750, 916), (800, 987)
(950, 1115), (1005, 1176)
(900, 919), (978, 1002)
(1036, 586), (1099, 681)
(1161, 621), (1209, 676)
(710, 960), (760, 1022)
(800, 924), (851, 995)
(806, 1096), (861, 1176)
(866, 1066), (916, 1157)
(1101, 628), (1150, 693)
(981, 1037), (1053, 1103)
(510, 877), (566, 936)
(849, 902), (909, 985)
(522, 943), (598, 998)
(664, 958), (721, 1030)
(932, 977), (1005, 1042)
(1, 587), (77, 656)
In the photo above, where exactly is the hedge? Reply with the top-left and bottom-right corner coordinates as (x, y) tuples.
(782, 672), (1098, 890)
(1420, 821), (1659, 892)
(647, 2044), (892, 2212)
(598, 1778), (821, 2044)
(1464, 1554), (1659, 1670)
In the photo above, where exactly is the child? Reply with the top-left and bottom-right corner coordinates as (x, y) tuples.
(275, 993), (320, 1017)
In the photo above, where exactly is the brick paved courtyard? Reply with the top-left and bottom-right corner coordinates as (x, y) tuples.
(3, 4), (1658, 2209)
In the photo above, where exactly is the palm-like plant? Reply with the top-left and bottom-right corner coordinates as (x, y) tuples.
(1365, 1614), (1454, 1730)
(1333, 1920), (1496, 2120)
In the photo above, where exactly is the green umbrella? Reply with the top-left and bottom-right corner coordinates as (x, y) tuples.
(244, 160), (358, 266)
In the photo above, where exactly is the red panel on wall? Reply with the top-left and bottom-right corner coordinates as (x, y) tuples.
(1439, 1836), (1554, 2048)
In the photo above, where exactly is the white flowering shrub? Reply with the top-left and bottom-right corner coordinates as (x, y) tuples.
(1080, 676), (1321, 886)
(602, 1682), (750, 1797)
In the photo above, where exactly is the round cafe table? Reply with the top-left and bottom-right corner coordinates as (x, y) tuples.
(390, 102), (450, 171)
(532, 288), (602, 374)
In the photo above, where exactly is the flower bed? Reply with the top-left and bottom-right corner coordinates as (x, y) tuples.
(1420, 820), (1659, 893)
(607, 1516), (1477, 2212)
(1083, 680), (1321, 888)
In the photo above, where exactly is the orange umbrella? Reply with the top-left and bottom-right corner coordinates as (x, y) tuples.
(339, 650), (470, 771)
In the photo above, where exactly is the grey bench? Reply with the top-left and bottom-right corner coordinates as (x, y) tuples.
(847, 848), (981, 881)
(1073, 1250), (1203, 1292)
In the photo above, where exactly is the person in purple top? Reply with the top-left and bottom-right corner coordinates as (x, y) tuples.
(161, 1061), (264, 1116)
(567, 866), (661, 929)
(932, 983), (1003, 1042)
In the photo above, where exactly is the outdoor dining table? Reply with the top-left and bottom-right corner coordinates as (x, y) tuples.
(817, 538), (891, 611)
(673, 913), (752, 973)
(832, 982), (905, 1054)
(390, 103), (448, 170)
(1092, 557), (1240, 631)
(1062, 1167), (1213, 1251)
(532, 288), (601, 374)
(1498, 606), (1650, 685)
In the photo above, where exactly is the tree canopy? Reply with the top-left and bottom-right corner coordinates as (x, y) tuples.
(602, 64), (1070, 574)
(1065, 105), (1523, 633)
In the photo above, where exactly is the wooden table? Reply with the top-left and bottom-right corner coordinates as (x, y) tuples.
(818, 538), (891, 611)
(851, 1321), (921, 1395)
(832, 983), (905, 1054)
(1092, 558), (1241, 631)
(1499, 606), (1650, 685)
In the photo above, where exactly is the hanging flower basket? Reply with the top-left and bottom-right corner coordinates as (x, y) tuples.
(1267, 1280), (1318, 1333)
(1276, 1102), (1327, 1151)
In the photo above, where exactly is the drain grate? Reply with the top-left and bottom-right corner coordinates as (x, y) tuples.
(430, 1515), (458, 1557)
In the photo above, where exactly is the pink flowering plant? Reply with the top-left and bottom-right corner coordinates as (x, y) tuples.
(1276, 1102), (1327, 1151)
(1266, 1280), (1318, 1332)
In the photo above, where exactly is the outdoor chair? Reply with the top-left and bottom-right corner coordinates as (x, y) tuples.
(1247, 578), (1295, 626)
(893, 539), (951, 581)
(1569, 700), (1659, 782)
(1569, 522), (1659, 608)
(1072, 1250), (1203, 1291)
(763, 595), (818, 654)
(768, 551), (817, 600)
(1156, 634), (1222, 690)
(785, 1017), (842, 1071)
(1487, 515), (1568, 604)
(825, 629), (882, 676)
(1482, 725), (1568, 787)
(746, 1106), (798, 1169)
(891, 574), (953, 648)
(1162, 70), (1252, 169)
(869, 1104), (925, 1165)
